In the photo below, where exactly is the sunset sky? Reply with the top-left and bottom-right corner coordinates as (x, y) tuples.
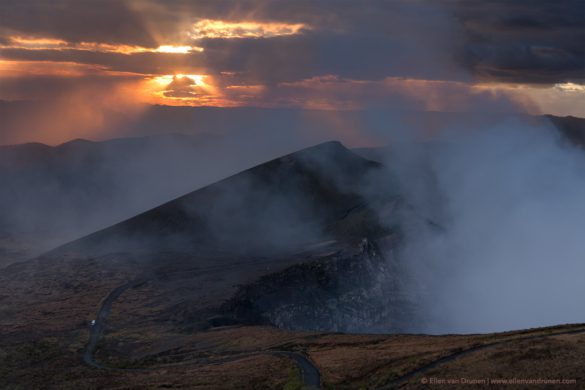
(0, 0), (583, 144)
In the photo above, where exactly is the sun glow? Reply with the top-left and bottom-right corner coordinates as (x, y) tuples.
(177, 74), (206, 86)
(154, 45), (203, 54)
(142, 73), (228, 106)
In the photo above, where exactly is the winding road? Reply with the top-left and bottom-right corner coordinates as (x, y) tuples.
(272, 351), (321, 388)
(375, 326), (585, 389)
(82, 279), (146, 369)
(82, 279), (322, 388)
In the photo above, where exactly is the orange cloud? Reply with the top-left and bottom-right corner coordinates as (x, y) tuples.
(189, 19), (308, 39)
(0, 59), (107, 77)
(277, 75), (545, 113)
(1, 35), (203, 54)
(0, 59), (144, 79)
(9, 36), (68, 47)
(475, 82), (585, 118)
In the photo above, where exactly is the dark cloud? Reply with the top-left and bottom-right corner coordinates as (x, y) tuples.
(162, 75), (207, 98)
(0, 0), (157, 47)
(455, 0), (585, 84)
(189, 0), (467, 84)
(0, 0), (468, 84)
(148, 0), (585, 85)
(200, 29), (466, 85)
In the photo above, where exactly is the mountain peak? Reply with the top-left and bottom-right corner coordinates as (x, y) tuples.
(50, 141), (385, 257)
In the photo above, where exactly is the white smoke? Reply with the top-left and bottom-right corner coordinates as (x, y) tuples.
(388, 118), (585, 333)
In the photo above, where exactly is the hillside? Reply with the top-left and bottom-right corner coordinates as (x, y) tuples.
(1, 140), (584, 388)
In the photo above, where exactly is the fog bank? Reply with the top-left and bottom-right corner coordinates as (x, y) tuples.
(384, 118), (585, 333)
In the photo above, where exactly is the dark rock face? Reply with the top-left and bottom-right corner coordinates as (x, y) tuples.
(222, 237), (420, 333)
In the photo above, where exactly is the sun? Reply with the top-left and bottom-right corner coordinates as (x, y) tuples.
(175, 74), (206, 86)
(152, 74), (207, 87)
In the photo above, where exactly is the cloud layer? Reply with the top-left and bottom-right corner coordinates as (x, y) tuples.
(0, 0), (583, 143)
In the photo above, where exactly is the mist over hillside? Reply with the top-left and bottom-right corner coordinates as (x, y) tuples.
(1, 103), (583, 266)
(0, 130), (311, 264)
(2, 104), (585, 336)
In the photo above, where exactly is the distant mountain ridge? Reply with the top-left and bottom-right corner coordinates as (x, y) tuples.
(0, 132), (306, 265)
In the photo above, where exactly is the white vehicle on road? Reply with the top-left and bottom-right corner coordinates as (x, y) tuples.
(90, 320), (96, 326)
